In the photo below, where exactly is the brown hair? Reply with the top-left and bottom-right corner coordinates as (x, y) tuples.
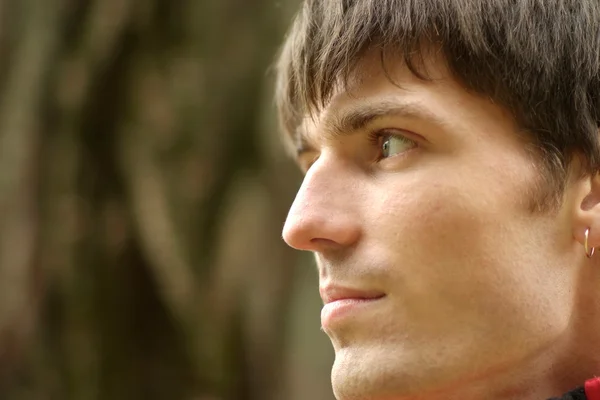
(274, 0), (600, 206)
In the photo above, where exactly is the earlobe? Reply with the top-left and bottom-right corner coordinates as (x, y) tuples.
(574, 224), (600, 259)
(573, 172), (600, 253)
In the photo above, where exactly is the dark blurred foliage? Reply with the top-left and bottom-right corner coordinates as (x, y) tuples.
(0, 0), (333, 399)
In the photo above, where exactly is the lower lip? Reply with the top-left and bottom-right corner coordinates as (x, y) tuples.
(321, 296), (385, 328)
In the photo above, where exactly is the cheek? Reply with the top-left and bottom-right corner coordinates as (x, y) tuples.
(373, 144), (540, 273)
(366, 157), (569, 336)
(372, 174), (492, 291)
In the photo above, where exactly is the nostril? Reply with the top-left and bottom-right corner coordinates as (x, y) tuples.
(309, 238), (339, 247)
(282, 211), (361, 252)
(282, 212), (316, 250)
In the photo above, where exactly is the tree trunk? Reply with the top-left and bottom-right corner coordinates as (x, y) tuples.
(0, 1), (320, 399)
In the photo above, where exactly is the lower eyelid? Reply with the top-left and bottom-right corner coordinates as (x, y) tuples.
(378, 146), (419, 168)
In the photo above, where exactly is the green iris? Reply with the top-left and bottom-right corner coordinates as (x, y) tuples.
(382, 135), (414, 158)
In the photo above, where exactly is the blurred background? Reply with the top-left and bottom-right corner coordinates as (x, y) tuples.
(0, 0), (335, 399)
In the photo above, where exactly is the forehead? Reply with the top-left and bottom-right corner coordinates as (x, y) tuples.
(290, 49), (524, 163)
(294, 51), (463, 150)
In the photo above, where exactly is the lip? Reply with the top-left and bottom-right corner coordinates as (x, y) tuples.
(319, 285), (385, 329)
(319, 285), (385, 304)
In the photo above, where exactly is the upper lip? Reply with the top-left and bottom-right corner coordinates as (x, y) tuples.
(319, 285), (386, 305)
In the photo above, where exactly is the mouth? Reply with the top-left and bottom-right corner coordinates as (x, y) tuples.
(319, 285), (386, 304)
(319, 285), (386, 329)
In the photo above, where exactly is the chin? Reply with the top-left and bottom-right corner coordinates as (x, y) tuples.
(330, 346), (418, 400)
(329, 341), (476, 400)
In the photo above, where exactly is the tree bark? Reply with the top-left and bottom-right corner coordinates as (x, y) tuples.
(0, 0), (313, 399)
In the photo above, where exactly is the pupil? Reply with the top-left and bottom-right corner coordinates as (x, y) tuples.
(382, 139), (389, 156)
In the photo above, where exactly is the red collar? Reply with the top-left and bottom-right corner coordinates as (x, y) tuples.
(585, 378), (600, 400)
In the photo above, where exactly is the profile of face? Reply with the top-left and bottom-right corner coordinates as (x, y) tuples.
(282, 52), (596, 400)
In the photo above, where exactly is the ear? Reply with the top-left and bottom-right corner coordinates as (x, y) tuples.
(573, 172), (600, 254)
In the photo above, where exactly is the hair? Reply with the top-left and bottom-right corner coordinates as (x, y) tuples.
(274, 0), (600, 208)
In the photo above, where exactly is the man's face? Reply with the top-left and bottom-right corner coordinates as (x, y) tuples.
(282, 53), (582, 399)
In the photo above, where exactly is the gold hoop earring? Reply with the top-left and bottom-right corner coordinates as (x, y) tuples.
(585, 228), (595, 258)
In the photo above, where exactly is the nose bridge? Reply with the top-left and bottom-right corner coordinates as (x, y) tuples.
(282, 157), (362, 251)
(299, 157), (344, 209)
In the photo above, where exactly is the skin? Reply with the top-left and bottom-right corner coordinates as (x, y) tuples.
(281, 51), (600, 400)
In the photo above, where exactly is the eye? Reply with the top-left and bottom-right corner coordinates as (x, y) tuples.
(373, 130), (417, 160)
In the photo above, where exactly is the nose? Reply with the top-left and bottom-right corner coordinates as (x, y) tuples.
(282, 158), (362, 252)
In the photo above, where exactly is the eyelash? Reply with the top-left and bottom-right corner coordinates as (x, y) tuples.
(367, 129), (387, 144)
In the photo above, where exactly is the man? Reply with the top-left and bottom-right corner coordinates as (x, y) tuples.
(273, 1), (600, 399)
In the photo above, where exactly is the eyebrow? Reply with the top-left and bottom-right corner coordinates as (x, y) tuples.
(294, 100), (446, 156)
